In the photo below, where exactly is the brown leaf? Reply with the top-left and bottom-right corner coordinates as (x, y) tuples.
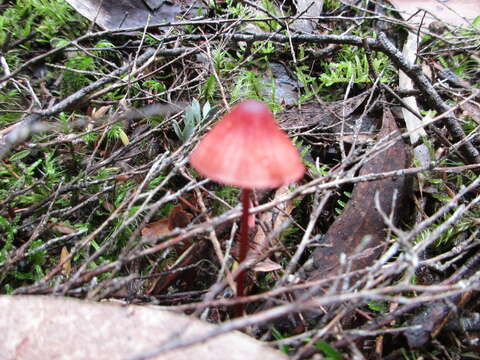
(144, 204), (195, 294)
(253, 259), (283, 272)
(248, 186), (299, 267)
(300, 107), (410, 279)
(147, 241), (209, 295)
(60, 247), (72, 277)
(142, 203), (193, 238)
(0, 295), (288, 360)
(141, 218), (170, 237)
(141, 204), (193, 239)
(279, 90), (371, 130)
(90, 105), (111, 120)
(168, 204), (193, 230)
(52, 223), (77, 235)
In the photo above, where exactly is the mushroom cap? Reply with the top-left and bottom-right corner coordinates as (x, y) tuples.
(189, 100), (305, 189)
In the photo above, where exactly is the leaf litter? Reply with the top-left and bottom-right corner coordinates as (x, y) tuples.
(0, 0), (479, 359)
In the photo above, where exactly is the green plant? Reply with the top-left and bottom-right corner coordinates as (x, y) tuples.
(319, 46), (394, 87)
(0, 0), (87, 48)
(314, 339), (343, 360)
(323, 0), (342, 12)
(415, 208), (479, 250)
(93, 39), (118, 58)
(225, 0), (252, 19)
(251, 40), (276, 55)
(212, 49), (235, 73)
(143, 80), (167, 94)
(214, 186), (241, 215)
(294, 63), (320, 102)
(41, 151), (64, 184)
(335, 191), (352, 215)
(231, 70), (265, 102)
(278, 224), (301, 250)
(147, 175), (167, 190)
(294, 138), (330, 177)
(0, 216), (18, 252)
(368, 300), (388, 312)
(62, 55), (95, 93)
(173, 99), (211, 142)
(202, 75), (217, 99)
(401, 349), (422, 360)
(438, 54), (479, 81)
(271, 327), (291, 354)
(0, 89), (23, 125)
(107, 123), (129, 146)
(253, 0), (282, 31)
(3, 238), (47, 283)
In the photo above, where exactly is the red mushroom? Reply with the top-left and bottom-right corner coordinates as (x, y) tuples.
(189, 100), (304, 316)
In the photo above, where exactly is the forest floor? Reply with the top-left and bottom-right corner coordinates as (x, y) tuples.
(0, 0), (479, 359)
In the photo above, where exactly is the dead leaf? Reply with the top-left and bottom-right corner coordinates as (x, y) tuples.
(253, 259), (283, 272)
(101, 200), (115, 213)
(0, 295), (288, 360)
(141, 218), (170, 237)
(168, 204), (193, 230)
(279, 90), (371, 130)
(60, 247), (72, 277)
(66, 0), (181, 30)
(52, 223), (77, 235)
(143, 204), (197, 294)
(290, 0), (324, 33)
(114, 174), (134, 182)
(254, 186), (298, 250)
(142, 204), (193, 238)
(300, 106), (410, 279)
(247, 186), (300, 273)
(388, 0), (479, 27)
(405, 278), (476, 347)
(261, 63), (301, 106)
(147, 240), (209, 295)
(91, 105), (111, 120)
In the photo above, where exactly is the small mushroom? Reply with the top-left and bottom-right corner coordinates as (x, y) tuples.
(190, 100), (304, 316)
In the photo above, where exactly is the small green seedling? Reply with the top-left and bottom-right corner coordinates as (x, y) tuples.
(173, 99), (211, 143)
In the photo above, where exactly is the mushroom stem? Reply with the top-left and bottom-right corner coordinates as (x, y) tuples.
(235, 187), (251, 317)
